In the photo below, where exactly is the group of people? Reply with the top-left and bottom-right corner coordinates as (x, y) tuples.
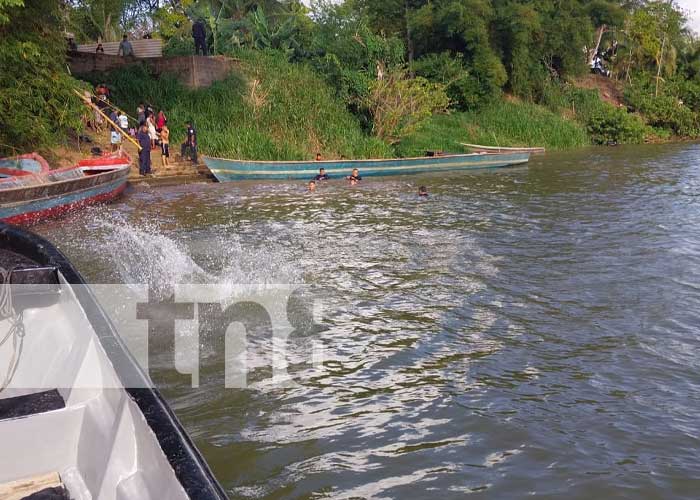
(87, 84), (198, 177)
(133, 104), (197, 176)
(306, 164), (429, 197)
(306, 167), (362, 191)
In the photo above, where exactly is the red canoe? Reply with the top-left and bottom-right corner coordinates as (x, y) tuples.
(0, 153), (131, 224)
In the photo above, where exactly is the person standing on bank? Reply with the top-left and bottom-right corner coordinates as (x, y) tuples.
(181, 121), (198, 164)
(192, 19), (207, 56)
(118, 34), (133, 57)
(160, 123), (170, 167)
(137, 124), (152, 176)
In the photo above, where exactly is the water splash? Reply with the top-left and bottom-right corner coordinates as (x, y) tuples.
(94, 214), (301, 293)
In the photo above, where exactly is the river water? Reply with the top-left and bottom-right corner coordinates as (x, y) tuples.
(33, 144), (700, 499)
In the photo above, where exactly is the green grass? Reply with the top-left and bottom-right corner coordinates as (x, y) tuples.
(396, 100), (591, 157)
(87, 50), (391, 161)
(87, 53), (591, 161)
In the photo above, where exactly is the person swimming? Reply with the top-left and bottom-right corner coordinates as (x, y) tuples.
(346, 168), (362, 182)
(308, 180), (317, 192)
(418, 186), (428, 197)
(315, 168), (329, 181)
(349, 177), (358, 186)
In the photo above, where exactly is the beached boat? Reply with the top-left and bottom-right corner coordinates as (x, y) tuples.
(0, 224), (227, 499)
(460, 143), (546, 154)
(203, 152), (530, 182)
(0, 153), (131, 224)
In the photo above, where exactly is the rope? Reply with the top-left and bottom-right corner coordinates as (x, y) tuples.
(0, 267), (26, 393)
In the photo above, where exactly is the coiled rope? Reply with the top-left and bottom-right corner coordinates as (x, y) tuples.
(0, 267), (25, 393)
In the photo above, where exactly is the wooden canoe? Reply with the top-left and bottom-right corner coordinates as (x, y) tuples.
(460, 143), (545, 154)
(203, 152), (530, 182)
(0, 153), (131, 224)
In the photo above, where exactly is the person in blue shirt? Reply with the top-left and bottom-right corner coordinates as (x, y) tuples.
(314, 168), (329, 181)
(137, 124), (152, 176)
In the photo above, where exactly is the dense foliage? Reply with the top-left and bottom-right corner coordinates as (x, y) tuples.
(0, 1), (85, 156)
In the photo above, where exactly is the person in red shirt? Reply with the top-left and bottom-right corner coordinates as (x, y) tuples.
(156, 110), (167, 133)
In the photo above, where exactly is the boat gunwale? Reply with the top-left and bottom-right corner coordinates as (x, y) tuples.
(200, 151), (525, 166)
(0, 164), (130, 198)
(0, 224), (228, 500)
(460, 143), (545, 153)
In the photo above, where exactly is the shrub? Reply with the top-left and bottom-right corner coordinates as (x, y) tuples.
(585, 104), (648, 144)
(625, 81), (700, 137)
(363, 69), (450, 144)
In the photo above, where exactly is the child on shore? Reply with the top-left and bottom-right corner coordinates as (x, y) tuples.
(160, 123), (170, 167)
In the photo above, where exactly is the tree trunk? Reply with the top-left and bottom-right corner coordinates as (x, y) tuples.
(655, 33), (666, 97)
(588, 24), (607, 65)
(405, 1), (414, 75)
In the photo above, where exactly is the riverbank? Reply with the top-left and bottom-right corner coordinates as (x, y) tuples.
(73, 52), (697, 166)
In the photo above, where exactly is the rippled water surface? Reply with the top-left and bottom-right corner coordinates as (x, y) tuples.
(34, 144), (700, 499)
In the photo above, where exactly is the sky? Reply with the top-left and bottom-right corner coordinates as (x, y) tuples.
(677, 0), (700, 33)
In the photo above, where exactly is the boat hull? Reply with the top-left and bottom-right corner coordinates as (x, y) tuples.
(203, 152), (530, 182)
(0, 164), (129, 224)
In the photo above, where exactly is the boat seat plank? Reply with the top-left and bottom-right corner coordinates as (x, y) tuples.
(0, 472), (68, 500)
(0, 389), (65, 421)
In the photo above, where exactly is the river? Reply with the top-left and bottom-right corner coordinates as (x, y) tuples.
(33, 144), (700, 499)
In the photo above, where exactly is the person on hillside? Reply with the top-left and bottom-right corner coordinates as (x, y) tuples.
(67, 37), (77, 52)
(110, 128), (122, 153)
(137, 103), (145, 125)
(95, 43), (104, 54)
(156, 110), (167, 133)
(315, 168), (329, 181)
(118, 34), (133, 57)
(192, 19), (207, 56)
(118, 111), (129, 135)
(315, 153), (322, 161)
(181, 121), (198, 164)
(137, 123), (152, 176)
(160, 123), (170, 167)
(108, 109), (119, 130)
(108, 109), (121, 153)
(147, 114), (158, 150)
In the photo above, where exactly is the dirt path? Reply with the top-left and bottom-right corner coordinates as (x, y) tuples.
(574, 74), (625, 107)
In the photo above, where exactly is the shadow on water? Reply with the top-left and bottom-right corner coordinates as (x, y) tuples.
(32, 143), (700, 499)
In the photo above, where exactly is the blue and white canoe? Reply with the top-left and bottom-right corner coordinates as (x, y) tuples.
(203, 152), (530, 182)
